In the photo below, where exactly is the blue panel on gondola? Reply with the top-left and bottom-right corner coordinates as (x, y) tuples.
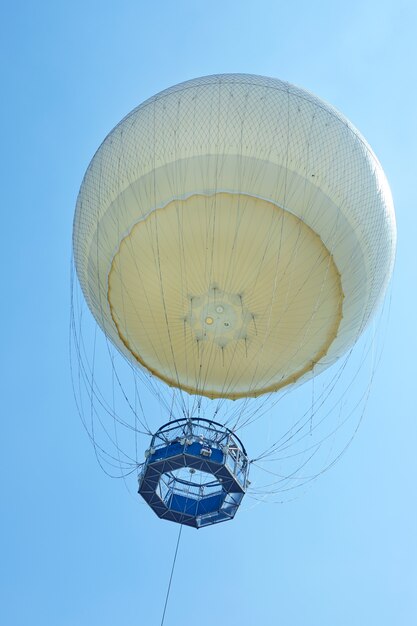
(168, 493), (224, 517)
(151, 442), (183, 461)
(197, 493), (224, 515)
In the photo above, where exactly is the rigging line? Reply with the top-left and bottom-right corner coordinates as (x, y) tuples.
(71, 309), (149, 445)
(160, 523), (183, 626)
(247, 349), (354, 461)
(255, 322), (377, 462)
(111, 354), (136, 495)
(71, 263), (156, 435)
(251, 366), (373, 495)
(70, 313), (143, 472)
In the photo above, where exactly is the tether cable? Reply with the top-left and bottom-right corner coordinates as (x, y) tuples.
(160, 523), (183, 626)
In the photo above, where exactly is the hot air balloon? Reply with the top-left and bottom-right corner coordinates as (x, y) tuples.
(71, 74), (396, 528)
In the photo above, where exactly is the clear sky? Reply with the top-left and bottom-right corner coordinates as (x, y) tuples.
(1, 1), (416, 625)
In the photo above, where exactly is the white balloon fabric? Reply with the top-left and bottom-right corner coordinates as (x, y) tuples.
(73, 74), (396, 399)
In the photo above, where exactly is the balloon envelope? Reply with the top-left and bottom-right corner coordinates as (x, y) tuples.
(73, 74), (396, 399)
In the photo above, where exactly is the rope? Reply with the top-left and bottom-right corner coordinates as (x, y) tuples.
(160, 524), (183, 626)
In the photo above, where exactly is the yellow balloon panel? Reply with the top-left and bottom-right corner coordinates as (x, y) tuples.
(108, 193), (343, 398)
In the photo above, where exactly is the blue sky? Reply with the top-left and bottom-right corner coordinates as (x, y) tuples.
(2, 1), (416, 625)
